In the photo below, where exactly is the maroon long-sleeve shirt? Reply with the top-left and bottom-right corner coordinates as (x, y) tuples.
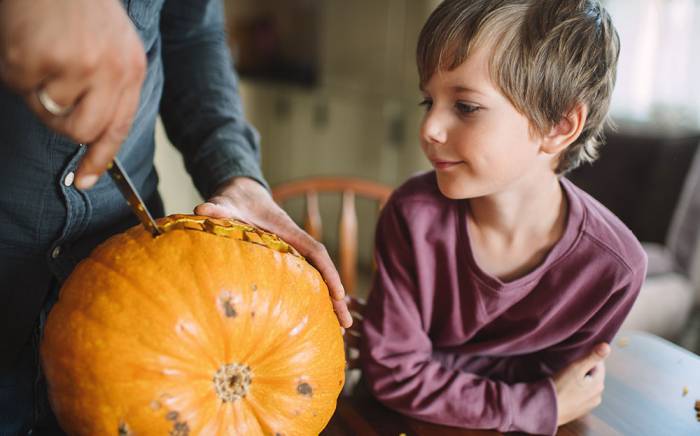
(360, 172), (647, 435)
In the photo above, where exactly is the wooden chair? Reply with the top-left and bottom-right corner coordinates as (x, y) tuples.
(272, 177), (392, 297)
(272, 177), (392, 377)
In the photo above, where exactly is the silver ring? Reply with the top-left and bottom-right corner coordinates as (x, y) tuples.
(36, 87), (73, 116)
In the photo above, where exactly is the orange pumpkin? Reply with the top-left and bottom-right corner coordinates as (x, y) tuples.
(41, 215), (345, 435)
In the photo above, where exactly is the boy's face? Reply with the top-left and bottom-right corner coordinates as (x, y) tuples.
(419, 47), (552, 200)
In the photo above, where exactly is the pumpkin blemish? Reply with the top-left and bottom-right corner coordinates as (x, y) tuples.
(223, 300), (237, 318)
(297, 382), (313, 397)
(118, 421), (131, 436)
(170, 421), (190, 436)
(218, 291), (237, 318)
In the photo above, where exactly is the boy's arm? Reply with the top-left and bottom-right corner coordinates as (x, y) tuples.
(535, 253), (647, 376)
(360, 200), (558, 435)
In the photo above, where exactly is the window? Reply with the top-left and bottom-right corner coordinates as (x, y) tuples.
(606, 0), (700, 128)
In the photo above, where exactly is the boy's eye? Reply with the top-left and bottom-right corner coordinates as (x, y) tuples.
(418, 98), (433, 111)
(456, 102), (480, 115)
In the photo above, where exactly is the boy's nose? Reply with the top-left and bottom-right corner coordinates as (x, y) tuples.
(420, 112), (448, 145)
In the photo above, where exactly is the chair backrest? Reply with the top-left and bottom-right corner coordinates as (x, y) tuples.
(272, 177), (392, 297)
(273, 177), (392, 377)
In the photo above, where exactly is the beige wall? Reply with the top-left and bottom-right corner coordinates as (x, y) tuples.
(156, 0), (440, 205)
(154, 119), (201, 215)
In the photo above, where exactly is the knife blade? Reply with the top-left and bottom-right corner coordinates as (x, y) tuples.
(107, 158), (162, 237)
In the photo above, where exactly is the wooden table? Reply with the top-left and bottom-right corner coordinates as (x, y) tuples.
(322, 331), (700, 435)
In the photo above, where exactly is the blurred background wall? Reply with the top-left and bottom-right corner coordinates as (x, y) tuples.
(156, 0), (441, 204)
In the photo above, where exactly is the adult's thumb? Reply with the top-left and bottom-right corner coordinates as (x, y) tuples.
(194, 201), (234, 219)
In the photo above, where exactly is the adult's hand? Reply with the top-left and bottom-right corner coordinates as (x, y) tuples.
(554, 343), (610, 426)
(194, 176), (353, 328)
(0, 0), (147, 190)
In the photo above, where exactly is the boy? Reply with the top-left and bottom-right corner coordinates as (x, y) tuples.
(360, 1), (647, 434)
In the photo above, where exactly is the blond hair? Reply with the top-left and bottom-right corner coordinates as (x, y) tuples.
(417, 0), (620, 173)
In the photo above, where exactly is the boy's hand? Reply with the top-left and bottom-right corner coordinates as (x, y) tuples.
(554, 343), (610, 426)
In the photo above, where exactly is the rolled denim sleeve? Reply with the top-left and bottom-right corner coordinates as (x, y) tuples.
(159, 0), (268, 199)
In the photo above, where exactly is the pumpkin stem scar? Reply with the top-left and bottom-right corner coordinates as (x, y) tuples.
(213, 363), (252, 402)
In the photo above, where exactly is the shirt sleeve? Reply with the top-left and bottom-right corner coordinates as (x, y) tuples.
(159, 0), (268, 199)
(536, 251), (648, 374)
(359, 198), (558, 435)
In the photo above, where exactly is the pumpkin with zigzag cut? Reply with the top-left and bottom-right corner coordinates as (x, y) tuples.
(41, 215), (345, 436)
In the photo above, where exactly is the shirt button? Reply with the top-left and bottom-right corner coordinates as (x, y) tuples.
(63, 171), (75, 187)
(51, 246), (61, 259)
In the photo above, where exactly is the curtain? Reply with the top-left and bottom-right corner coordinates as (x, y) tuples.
(605, 0), (700, 128)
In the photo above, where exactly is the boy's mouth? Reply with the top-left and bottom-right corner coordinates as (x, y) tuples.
(430, 160), (462, 170)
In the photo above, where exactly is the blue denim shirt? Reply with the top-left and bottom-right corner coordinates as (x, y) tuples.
(0, 0), (265, 367)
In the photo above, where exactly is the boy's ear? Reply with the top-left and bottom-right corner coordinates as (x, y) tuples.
(541, 103), (588, 155)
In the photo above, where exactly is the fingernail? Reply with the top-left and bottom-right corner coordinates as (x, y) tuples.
(77, 174), (99, 190)
(194, 203), (210, 213)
